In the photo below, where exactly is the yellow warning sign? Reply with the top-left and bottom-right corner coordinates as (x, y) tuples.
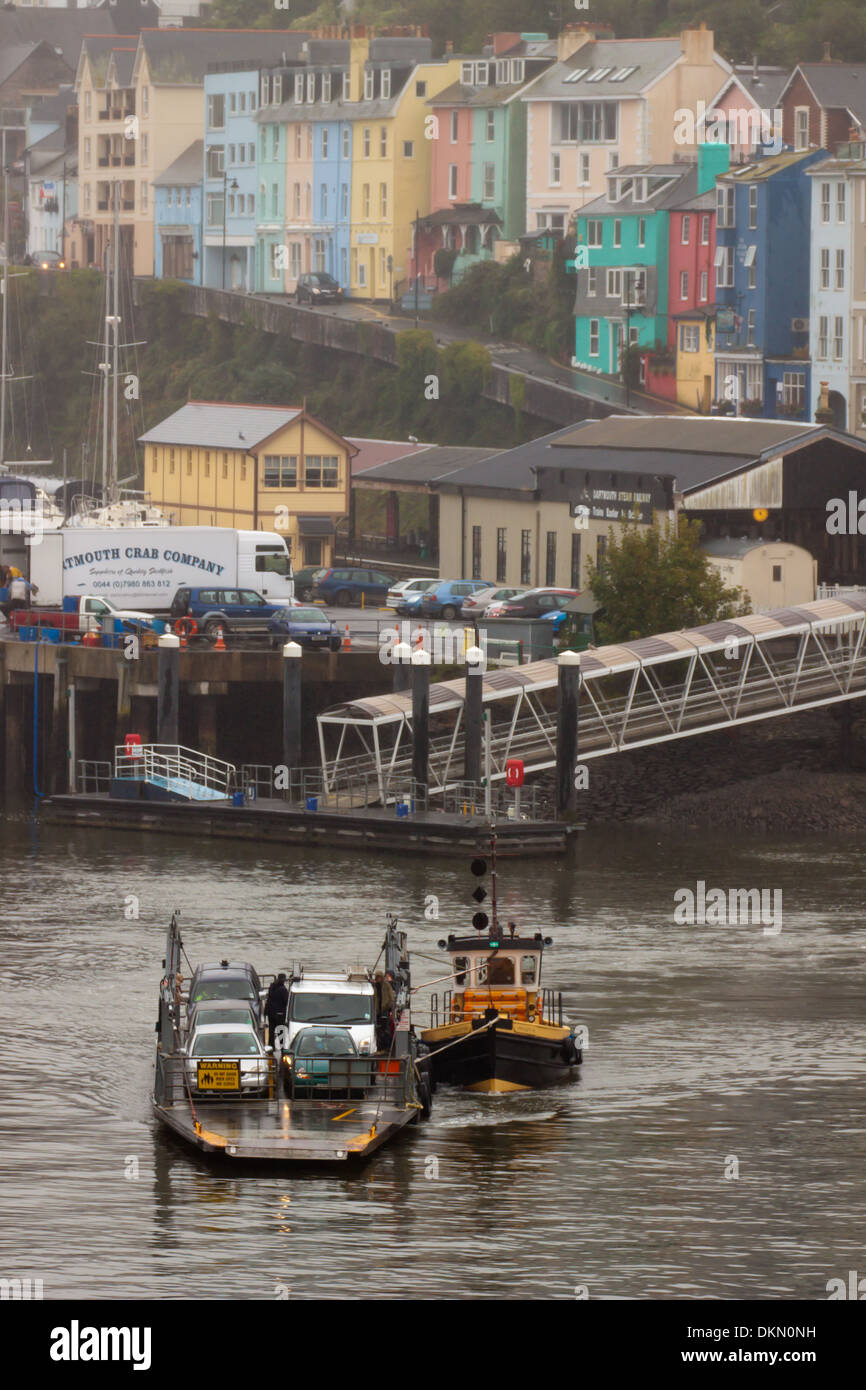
(196, 1060), (241, 1091)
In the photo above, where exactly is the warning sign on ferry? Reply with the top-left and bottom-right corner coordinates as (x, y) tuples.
(196, 1060), (241, 1091)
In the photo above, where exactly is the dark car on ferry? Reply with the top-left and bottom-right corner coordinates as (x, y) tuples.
(187, 961), (264, 1027)
(186, 997), (260, 1037)
(267, 606), (342, 651)
(279, 1026), (361, 1097)
(169, 587), (281, 638)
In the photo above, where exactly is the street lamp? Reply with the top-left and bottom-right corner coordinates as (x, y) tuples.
(222, 171), (238, 291)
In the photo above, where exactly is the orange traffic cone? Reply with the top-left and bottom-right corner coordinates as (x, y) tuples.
(414, 625), (424, 649)
(213, 624), (227, 651)
(343, 624), (352, 651)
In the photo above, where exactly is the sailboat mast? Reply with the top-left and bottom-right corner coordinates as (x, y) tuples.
(111, 187), (120, 506)
(1, 128), (8, 470)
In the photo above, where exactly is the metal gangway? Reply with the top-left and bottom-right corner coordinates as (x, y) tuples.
(113, 744), (237, 801)
(317, 595), (866, 799)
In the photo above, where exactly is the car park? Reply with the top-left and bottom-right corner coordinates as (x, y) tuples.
(184, 1022), (270, 1095)
(418, 579), (494, 621)
(296, 272), (344, 305)
(267, 606), (342, 651)
(311, 566), (394, 607)
(187, 961), (264, 1027)
(460, 585), (526, 619)
(169, 586), (281, 638)
(394, 580), (438, 616)
(279, 1026), (361, 1096)
(485, 588), (580, 619)
(386, 577), (434, 608)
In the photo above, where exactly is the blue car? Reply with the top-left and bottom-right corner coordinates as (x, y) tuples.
(418, 579), (494, 621)
(268, 606), (342, 651)
(311, 566), (394, 607)
(169, 586), (280, 638)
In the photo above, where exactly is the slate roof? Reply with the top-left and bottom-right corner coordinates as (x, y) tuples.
(793, 62), (866, 126)
(728, 63), (789, 110)
(0, 42), (41, 89)
(523, 38), (690, 102)
(0, 10), (116, 71)
(716, 149), (824, 182)
(575, 164), (697, 217)
(139, 402), (302, 449)
(153, 140), (203, 187)
(429, 80), (528, 108)
(137, 29), (310, 86)
(353, 445), (500, 485)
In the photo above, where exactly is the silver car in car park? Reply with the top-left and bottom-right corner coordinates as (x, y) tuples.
(461, 586), (527, 619)
(184, 1022), (271, 1095)
(386, 577), (436, 608)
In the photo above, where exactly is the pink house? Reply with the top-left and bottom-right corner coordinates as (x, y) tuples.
(697, 64), (789, 165)
(522, 23), (731, 238)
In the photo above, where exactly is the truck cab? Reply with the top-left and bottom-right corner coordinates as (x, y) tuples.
(284, 971), (377, 1055)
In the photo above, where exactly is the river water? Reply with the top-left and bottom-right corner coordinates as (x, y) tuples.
(1, 811), (863, 1301)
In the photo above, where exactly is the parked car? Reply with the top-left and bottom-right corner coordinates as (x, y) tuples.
(185, 1022), (270, 1095)
(279, 1026), (362, 1097)
(394, 580), (439, 616)
(311, 566), (394, 607)
(186, 997), (260, 1036)
(268, 606), (342, 651)
(460, 585), (526, 619)
(386, 577), (434, 608)
(292, 566), (328, 601)
(418, 579), (495, 621)
(485, 588), (580, 619)
(187, 961), (264, 1028)
(296, 272), (344, 305)
(169, 586), (280, 637)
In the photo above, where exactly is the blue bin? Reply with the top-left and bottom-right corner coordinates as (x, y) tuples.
(19, 625), (37, 642)
(396, 801), (410, 819)
(42, 628), (61, 644)
(232, 791), (244, 808)
(305, 796), (319, 812)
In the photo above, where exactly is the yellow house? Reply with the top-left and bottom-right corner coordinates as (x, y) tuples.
(674, 310), (715, 413)
(347, 36), (462, 299)
(138, 401), (355, 570)
(76, 29), (306, 277)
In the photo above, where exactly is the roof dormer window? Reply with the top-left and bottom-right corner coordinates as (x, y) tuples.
(474, 62), (489, 84)
(510, 59), (524, 83)
(322, 72), (331, 102)
(260, 74), (270, 106)
(306, 71), (315, 103)
(495, 59), (508, 83)
(461, 61), (474, 84)
(272, 74), (282, 105)
(587, 67), (612, 82)
(342, 71), (350, 101)
(381, 68), (391, 99)
(364, 68), (374, 101)
(294, 72), (304, 103)
(633, 177), (647, 202)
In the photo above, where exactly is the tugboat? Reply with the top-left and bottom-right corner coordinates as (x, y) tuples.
(420, 835), (583, 1092)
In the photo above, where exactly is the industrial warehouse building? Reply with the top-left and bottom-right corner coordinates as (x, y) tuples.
(353, 416), (866, 589)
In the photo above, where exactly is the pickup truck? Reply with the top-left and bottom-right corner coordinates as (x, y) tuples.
(7, 594), (156, 636)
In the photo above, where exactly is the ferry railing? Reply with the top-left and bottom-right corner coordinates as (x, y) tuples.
(239, 763), (429, 813)
(77, 759), (112, 794)
(153, 1050), (189, 1106)
(280, 1055), (412, 1105)
(114, 744), (237, 798)
(540, 990), (563, 1026)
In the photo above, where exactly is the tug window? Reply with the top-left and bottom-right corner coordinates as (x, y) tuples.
(521, 955), (538, 984)
(454, 957), (469, 987)
(487, 957), (515, 985)
(476, 959), (488, 985)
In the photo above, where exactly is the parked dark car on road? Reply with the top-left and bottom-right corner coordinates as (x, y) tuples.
(292, 566), (327, 601)
(169, 586), (280, 637)
(311, 567), (394, 607)
(296, 272), (344, 305)
(268, 606), (342, 651)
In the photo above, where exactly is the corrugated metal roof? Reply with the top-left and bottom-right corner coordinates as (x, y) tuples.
(551, 417), (815, 456)
(138, 402), (301, 449)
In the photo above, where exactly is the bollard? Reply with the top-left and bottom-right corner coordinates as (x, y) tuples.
(556, 650), (581, 819)
(157, 632), (180, 745)
(282, 640), (302, 771)
(463, 644), (484, 784)
(411, 648), (431, 792)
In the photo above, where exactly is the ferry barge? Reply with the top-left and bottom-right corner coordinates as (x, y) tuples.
(152, 913), (429, 1163)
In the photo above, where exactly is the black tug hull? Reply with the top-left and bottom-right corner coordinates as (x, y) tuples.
(423, 1014), (579, 1093)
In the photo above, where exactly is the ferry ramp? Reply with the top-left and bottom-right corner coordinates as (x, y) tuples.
(317, 596), (866, 799)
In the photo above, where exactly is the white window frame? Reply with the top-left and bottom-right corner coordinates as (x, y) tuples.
(836, 248), (845, 290)
(795, 106), (809, 150)
(681, 214), (691, 244)
(680, 270), (688, 300)
(381, 69), (391, 99)
(448, 164), (458, 199)
(550, 152), (561, 186)
(820, 182), (830, 223)
(589, 319), (599, 356)
(364, 69), (374, 102)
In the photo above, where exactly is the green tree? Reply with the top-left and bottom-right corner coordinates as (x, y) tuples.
(587, 516), (749, 644)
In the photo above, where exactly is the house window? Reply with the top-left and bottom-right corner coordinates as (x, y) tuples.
(207, 145), (224, 177)
(204, 452), (211, 477)
(820, 248), (830, 289)
(380, 126), (387, 157)
(551, 152), (561, 185)
(795, 107), (809, 149)
(140, 181), (148, 212)
(637, 216), (646, 247)
(836, 249), (845, 290)
(261, 75), (270, 106)
(570, 533), (581, 588)
(403, 140), (414, 158)
(680, 270), (688, 300)
(716, 186), (734, 227)
(700, 214), (710, 244)
(782, 372), (804, 409)
(305, 455), (339, 488)
(207, 94), (225, 130)
(186, 450), (193, 476)
(343, 128), (350, 159)
(486, 110), (495, 142)
(141, 87), (149, 119)
(340, 184), (348, 217)
(587, 220), (602, 246)
(169, 449), (175, 475)
(613, 218), (621, 247)
(496, 528), (507, 582)
(306, 72), (315, 103)
(343, 72), (351, 101)
(589, 319), (599, 356)
(607, 268), (622, 298)
(834, 316), (844, 359)
(714, 244), (733, 287)
(680, 324), (700, 352)
(483, 163), (495, 200)
(511, 60), (524, 83)
(821, 183), (831, 223)
(364, 69), (374, 102)
(558, 101), (617, 143)
(84, 138), (91, 169)
(700, 269), (708, 301)
(272, 126), (279, 158)
(681, 214), (691, 244)
(363, 127), (370, 158)
(363, 183), (370, 218)
(520, 530), (531, 585)
(381, 69), (391, 100)
(461, 62), (474, 85)
(294, 127), (302, 159)
(263, 455), (298, 487)
(748, 186), (757, 229)
(228, 143), (235, 165)
(818, 315), (828, 357)
(321, 184), (328, 217)
(448, 165), (458, 199)
(271, 183), (278, 216)
(416, 80), (427, 97)
(380, 183), (387, 216)
(451, 110), (459, 143)
(269, 242), (280, 278)
(837, 181), (846, 222)
(272, 75), (282, 104)
(545, 532), (557, 586)
(746, 308), (756, 346)
(289, 242), (301, 278)
(322, 73), (332, 103)
(587, 266), (597, 295)
(471, 525), (482, 579)
(293, 182), (301, 216)
(84, 184), (91, 212)
(85, 90), (91, 122)
(579, 152), (590, 186)
(322, 129), (329, 159)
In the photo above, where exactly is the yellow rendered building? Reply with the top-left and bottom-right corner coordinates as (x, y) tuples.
(674, 311), (716, 413)
(139, 402), (355, 570)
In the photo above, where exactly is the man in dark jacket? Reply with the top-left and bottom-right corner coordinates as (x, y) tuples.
(265, 973), (289, 1048)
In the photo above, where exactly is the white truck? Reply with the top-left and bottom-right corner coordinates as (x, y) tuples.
(28, 526), (294, 611)
(283, 971), (378, 1056)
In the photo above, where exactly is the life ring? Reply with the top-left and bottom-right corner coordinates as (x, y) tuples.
(174, 617), (198, 639)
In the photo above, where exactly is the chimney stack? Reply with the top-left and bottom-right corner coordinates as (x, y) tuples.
(557, 24), (596, 64)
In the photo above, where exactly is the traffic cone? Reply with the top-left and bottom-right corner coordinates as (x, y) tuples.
(343, 623), (352, 651)
(414, 625), (424, 649)
(213, 624), (227, 651)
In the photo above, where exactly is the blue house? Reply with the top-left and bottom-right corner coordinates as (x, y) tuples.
(312, 107), (353, 290)
(203, 65), (262, 291)
(713, 148), (825, 419)
(154, 141), (202, 283)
